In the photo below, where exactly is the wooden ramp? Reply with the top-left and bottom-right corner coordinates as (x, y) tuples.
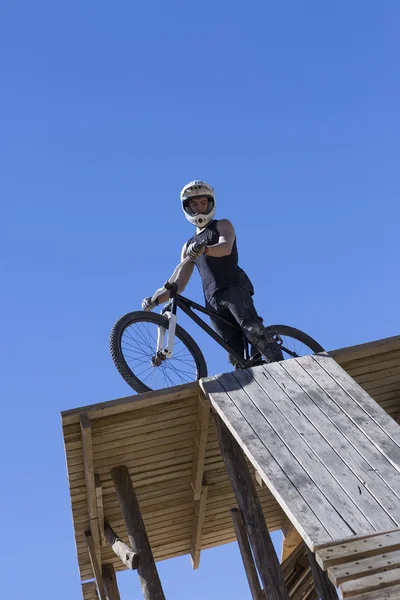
(201, 353), (400, 599)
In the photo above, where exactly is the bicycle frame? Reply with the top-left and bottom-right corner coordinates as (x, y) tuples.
(150, 257), (261, 369)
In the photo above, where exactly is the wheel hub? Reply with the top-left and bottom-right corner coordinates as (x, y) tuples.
(151, 351), (167, 367)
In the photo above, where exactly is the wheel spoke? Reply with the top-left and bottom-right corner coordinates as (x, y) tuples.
(114, 316), (202, 392)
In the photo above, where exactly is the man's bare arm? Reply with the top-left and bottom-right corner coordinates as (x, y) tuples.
(153, 243), (195, 304)
(205, 219), (235, 257)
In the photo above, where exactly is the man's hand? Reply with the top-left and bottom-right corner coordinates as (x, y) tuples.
(142, 296), (159, 312)
(187, 241), (208, 259)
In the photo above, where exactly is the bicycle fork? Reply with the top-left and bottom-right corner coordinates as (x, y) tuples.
(152, 287), (178, 366)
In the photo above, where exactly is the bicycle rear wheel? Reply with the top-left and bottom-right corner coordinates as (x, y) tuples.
(110, 311), (208, 393)
(264, 325), (324, 359)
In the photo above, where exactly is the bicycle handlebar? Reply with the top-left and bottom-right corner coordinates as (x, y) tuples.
(150, 256), (192, 304)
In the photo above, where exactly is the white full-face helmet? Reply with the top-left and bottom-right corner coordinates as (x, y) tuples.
(180, 180), (216, 227)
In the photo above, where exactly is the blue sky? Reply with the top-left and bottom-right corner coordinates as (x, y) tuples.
(1, 1), (399, 598)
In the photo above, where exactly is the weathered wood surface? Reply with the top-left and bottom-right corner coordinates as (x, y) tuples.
(104, 522), (138, 569)
(81, 414), (102, 567)
(64, 393), (285, 581)
(281, 542), (317, 600)
(61, 335), (400, 581)
(305, 547), (338, 599)
(85, 531), (107, 600)
(230, 508), (263, 600)
(201, 354), (400, 551)
(281, 518), (303, 562)
(316, 529), (400, 569)
(214, 413), (290, 600)
(315, 529), (400, 599)
(111, 465), (166, 600)
(190, 477), (208, 569)
(82, 581), (99, 600)
(191, 395), (210, 501)
(102, 563), (121, 600)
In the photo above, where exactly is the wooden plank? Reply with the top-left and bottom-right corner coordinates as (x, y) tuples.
(230, 508), (263, 600)
(281, 518), (303, 562)
(274, 360), (400, 527)
(82, 581), (99, 600)
(340, 568), (400, 598)
(190, 477), (208, 569)
(80, 414), (102, 568)
(316, 530), (400, 569)
(62, 382), (200, 426)
(354, 366), (400, 386)
(314, 528), (400, 551)
(217, 370), (358, 540)
(191, 395), (210, 500)
(283, 358), (400, 501)
(85, 532), (107, 600)
(243, 365), (394, 532)
(330, 548), (400, 586)
(95, 475), (105, 546)
(340, 584), (400, 600)
(102, 563), (120, 600)
(343, 353), (400, 378)
(200, 376), (334, 549)
(213, 412), (290, 600)
(312, 355), (400, 458)
(330, 336), (400, 363)
(305, 547), (338, 599)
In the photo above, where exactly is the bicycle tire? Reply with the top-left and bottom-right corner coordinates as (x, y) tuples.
(110, 311), (208, 393)
(264, 324), (324, 358)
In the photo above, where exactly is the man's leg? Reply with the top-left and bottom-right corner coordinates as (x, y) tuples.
(218, 287), (284, 363)
(206, 296), (247, 367)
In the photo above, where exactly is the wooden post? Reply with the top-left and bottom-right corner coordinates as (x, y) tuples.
(102, 563), (121, 600)
(281, 518), (303, 562)
(110, 465), (166, 600)
(214, 414), (290, 600)
(230, 508), (263, 600)
(85, 531), (107, 600)
(305, 547), (338, 600)
(104, 521), (138, 569)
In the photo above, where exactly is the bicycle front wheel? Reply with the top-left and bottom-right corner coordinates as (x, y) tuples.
(265, 324), (324, 360)
(110, 312), (208, 393)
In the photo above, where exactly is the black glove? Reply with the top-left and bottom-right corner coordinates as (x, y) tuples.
(187, 241), (208, 259)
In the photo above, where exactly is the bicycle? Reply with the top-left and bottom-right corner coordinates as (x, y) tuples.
(110, 257), (324, 393)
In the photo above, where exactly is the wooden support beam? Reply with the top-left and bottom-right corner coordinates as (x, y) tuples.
(281, 517), (303, 562)
(85, 531), (107, 600)
(111, 465), (166, 600)
(102, 563), (121, 600)
(191, 395), (210, 501)
(82, 581), (99, 600)
(81, 413), (101, 568)
(213, 413), (290, 600)
(95, 474), (105, 547)
(231, 508), (263, 600)
(190, 476), (208, 569)
(104, 521), (138, 569)
(255, 470), (264, 488)
(305, 547), (338, 600)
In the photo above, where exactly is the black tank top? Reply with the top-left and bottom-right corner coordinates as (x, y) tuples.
(187, 220), (254, 302)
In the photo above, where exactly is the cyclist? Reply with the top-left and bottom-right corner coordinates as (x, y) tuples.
(142, 180), (283, 366)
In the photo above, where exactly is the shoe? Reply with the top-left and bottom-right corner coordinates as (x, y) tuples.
(263, 343), (284, 364)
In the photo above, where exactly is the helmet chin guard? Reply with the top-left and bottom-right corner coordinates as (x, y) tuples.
(180, 180), (216, 227)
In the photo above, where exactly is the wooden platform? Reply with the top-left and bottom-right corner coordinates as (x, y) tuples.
(61, 334), (400, 587)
